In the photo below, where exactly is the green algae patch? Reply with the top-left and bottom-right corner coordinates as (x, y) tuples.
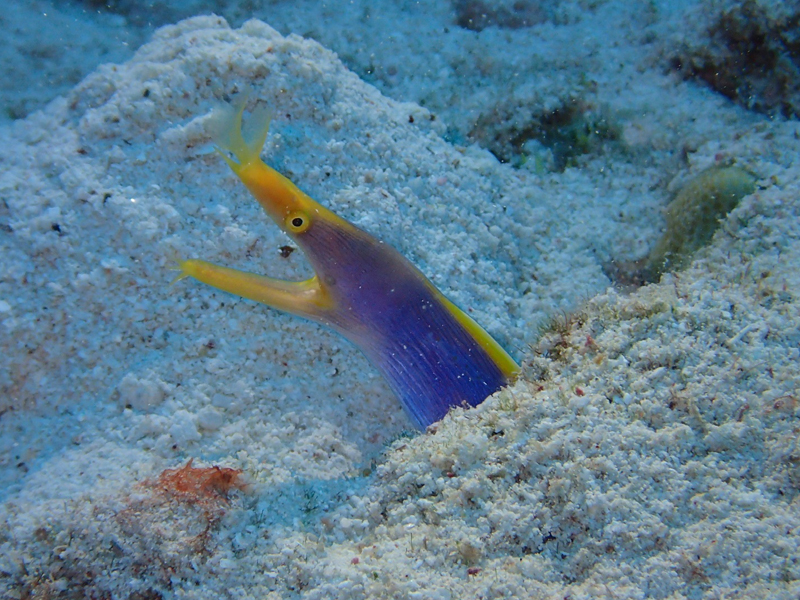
(608, 165), (756, 286)
(470, 97), (622, 171)
(646, 165), (756, 278)
(670, 1), (800, 119)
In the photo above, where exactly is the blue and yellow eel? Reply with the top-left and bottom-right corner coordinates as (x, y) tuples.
(175, 101), (519, 428)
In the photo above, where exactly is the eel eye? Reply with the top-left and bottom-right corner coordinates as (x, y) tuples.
(286, 211), (311, 234)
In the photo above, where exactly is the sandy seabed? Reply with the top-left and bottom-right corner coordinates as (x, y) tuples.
(1, 2), (799, 598)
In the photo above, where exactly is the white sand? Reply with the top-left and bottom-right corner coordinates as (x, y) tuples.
(0, 3), (798, 599)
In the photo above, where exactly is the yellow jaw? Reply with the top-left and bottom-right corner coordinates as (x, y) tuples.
(173, 259), (332, 320)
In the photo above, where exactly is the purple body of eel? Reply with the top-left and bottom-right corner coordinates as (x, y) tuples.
(175, 101), (519, 428)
